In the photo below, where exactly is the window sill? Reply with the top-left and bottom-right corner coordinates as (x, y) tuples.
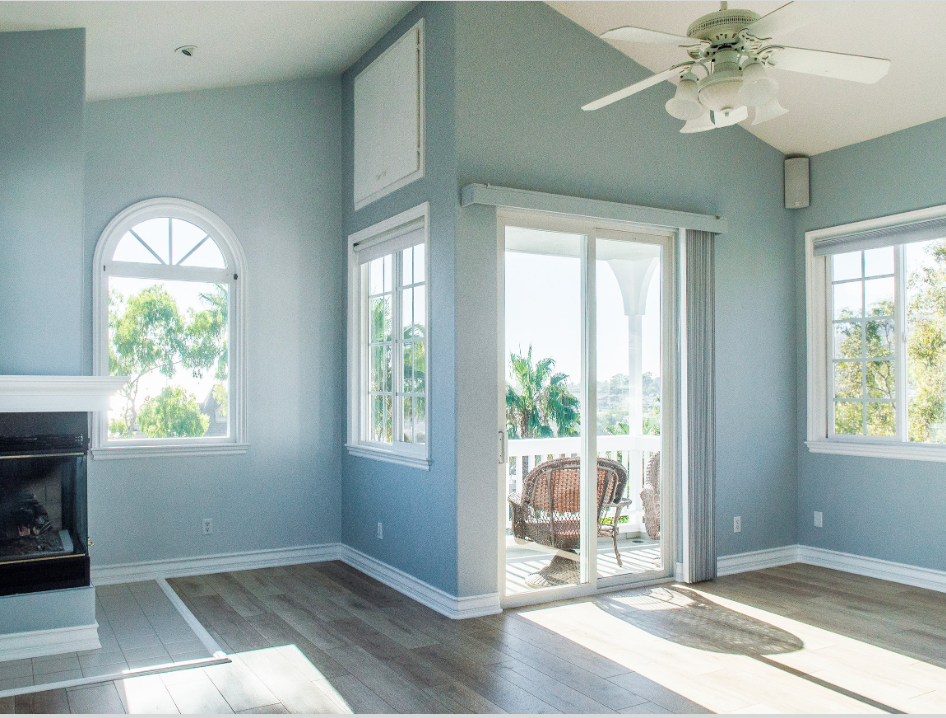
(806, 439), (946, 463)
(91, 443), (249, 460)
(345, 444), (431, 470)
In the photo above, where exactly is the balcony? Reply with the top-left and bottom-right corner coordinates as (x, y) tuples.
(504, 434), (662, 594)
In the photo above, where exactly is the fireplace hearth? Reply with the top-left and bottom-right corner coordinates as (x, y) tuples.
(0, 412), (90, 597)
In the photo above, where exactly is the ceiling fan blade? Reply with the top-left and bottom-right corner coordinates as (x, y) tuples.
(601, 25), (694, 46)
(744, 1), (820, 40)
(767, 46), (891, 84)
(582, 66), (685, 112)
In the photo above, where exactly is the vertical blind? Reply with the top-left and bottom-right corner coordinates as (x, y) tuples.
(686, 229), (717, 583)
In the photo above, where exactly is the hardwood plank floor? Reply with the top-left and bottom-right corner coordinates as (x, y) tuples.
(4, 561), (946, 713)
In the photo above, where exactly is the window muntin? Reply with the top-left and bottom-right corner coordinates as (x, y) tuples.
(92, 199), (246, 456)
(347, 203), (429, 467)
(830, 247), (896, 437)
(363, 243), (427, 447)
(825, 237), (946, 445)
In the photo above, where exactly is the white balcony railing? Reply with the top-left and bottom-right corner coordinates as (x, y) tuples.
(505, 434), (661, 534)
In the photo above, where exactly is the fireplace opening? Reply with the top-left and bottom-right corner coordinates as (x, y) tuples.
(0, 412), (90, 596)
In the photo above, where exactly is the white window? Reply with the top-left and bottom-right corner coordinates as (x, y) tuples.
(347, 203), (429, 468)
(92, 198), (247, 458)
(807, 203), (946, 461)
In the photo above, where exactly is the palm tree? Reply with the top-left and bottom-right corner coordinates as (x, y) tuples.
(506, 346), (580, 440)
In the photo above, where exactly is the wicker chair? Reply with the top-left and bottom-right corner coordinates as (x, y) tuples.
(640, 452), (660, 540)
(508, 456), (632, 567)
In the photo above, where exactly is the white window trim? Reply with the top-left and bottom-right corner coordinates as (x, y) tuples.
(806, 202), (946, 461)
(346, 202), (431, 469)
(91, 197), (248, 459)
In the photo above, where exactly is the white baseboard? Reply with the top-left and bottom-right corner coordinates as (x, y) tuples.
(717, 545), (801, 577)
(799, 545), (946, 594)
(92, 543), (342, 585)
(340, 545), (501, 619)
(717, 544), (946, 595)
(91, 542), (500, 620)
(0, 624), (100, 662)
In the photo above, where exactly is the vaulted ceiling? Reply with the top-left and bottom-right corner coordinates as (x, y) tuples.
(0, 1), (414, 101)
(548, 1), (946, 156)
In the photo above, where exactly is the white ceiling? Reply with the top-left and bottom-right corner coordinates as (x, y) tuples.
(0, 2), (415, 101)
(548, 1), (946, 156)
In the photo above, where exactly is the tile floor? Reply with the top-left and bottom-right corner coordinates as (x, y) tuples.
(0, 580), (211, 693)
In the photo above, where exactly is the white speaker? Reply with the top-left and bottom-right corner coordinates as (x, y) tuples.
(785, 157), (810, 209)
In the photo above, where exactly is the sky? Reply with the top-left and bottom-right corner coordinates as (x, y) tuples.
(504, 249), (661, 386)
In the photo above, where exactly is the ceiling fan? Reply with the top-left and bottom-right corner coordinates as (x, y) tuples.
(583, 1), (891, 132)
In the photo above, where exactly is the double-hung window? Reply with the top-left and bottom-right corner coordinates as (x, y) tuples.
(807, 204), (946, 460)
(347, 203), (429, 468)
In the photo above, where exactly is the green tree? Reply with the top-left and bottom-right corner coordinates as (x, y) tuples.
(108, 285), (228, 437)
(833, 303), (896, 436)
(907, 241), (946, 442)
(137, 387), (209, 438)
(505, 346), (580, 439)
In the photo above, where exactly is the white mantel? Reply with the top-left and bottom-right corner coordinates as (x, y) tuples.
(0, 376), (128, 413)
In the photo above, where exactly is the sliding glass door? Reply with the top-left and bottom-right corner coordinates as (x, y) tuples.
(500, 213), (674, 604)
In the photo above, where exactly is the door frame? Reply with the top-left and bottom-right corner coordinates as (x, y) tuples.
(497, 208), (682, 608)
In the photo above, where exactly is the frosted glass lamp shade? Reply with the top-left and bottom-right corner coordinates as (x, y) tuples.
(680, 110), (715, 133)
(665, 75), (703, 121)
(752, 97), (788, 125)
(697, 70), (744, 112)
(737, 61), (778, 107)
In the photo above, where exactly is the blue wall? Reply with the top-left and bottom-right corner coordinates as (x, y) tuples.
(796, 117), (946, 570)
(452, 2), (798, 578)
(81, 79), (345, 566)
(0, 30), (85, 376)
(341, 1), (799, 598)
(340, 3), (460, 595)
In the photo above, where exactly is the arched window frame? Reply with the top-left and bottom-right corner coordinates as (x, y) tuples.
(91, 198), (248, 458)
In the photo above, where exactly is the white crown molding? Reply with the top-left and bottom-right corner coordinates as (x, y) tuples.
(340, 545), (501, 619)
(0, 376), (128, 413)
(0, 624), (100, 663)
(91, 543), (341, 585)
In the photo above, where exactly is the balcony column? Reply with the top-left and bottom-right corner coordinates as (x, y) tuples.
(606, 257), (658, 534)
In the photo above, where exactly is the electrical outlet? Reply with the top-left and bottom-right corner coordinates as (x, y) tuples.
(202, 518), (213, 535)
(377, 522), (383, 540)
(734, 516), (741, 533)
(814, 511), (823, 528)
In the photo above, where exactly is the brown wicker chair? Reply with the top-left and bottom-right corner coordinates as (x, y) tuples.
(640, 451), (660, 540)
(508, 456), (632, 567)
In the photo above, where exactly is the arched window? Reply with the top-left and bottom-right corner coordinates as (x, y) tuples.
(92, 198), (246, 457)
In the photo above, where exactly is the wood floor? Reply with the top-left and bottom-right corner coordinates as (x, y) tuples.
(3, 561), (946, 713)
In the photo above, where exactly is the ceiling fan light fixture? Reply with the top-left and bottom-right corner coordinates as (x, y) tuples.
(697, 69), (744, 113)
(752, 97), (789, 125)
(665, 72), (703, 120)
(713, 105), (749, 127)
(737, 60), (778, 107)
(680, 109), (715, 134)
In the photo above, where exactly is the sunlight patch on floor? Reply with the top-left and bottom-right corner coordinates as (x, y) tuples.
(519, 586), (946, 714)
(116, 645), (354, 714)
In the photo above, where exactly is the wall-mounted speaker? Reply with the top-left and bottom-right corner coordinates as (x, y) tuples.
(785, 157), (810, 209)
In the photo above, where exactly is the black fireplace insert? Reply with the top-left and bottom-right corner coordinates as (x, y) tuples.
(0, 412), (90, 596)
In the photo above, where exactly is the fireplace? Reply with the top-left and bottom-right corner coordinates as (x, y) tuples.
(0, 412), (90, 596)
